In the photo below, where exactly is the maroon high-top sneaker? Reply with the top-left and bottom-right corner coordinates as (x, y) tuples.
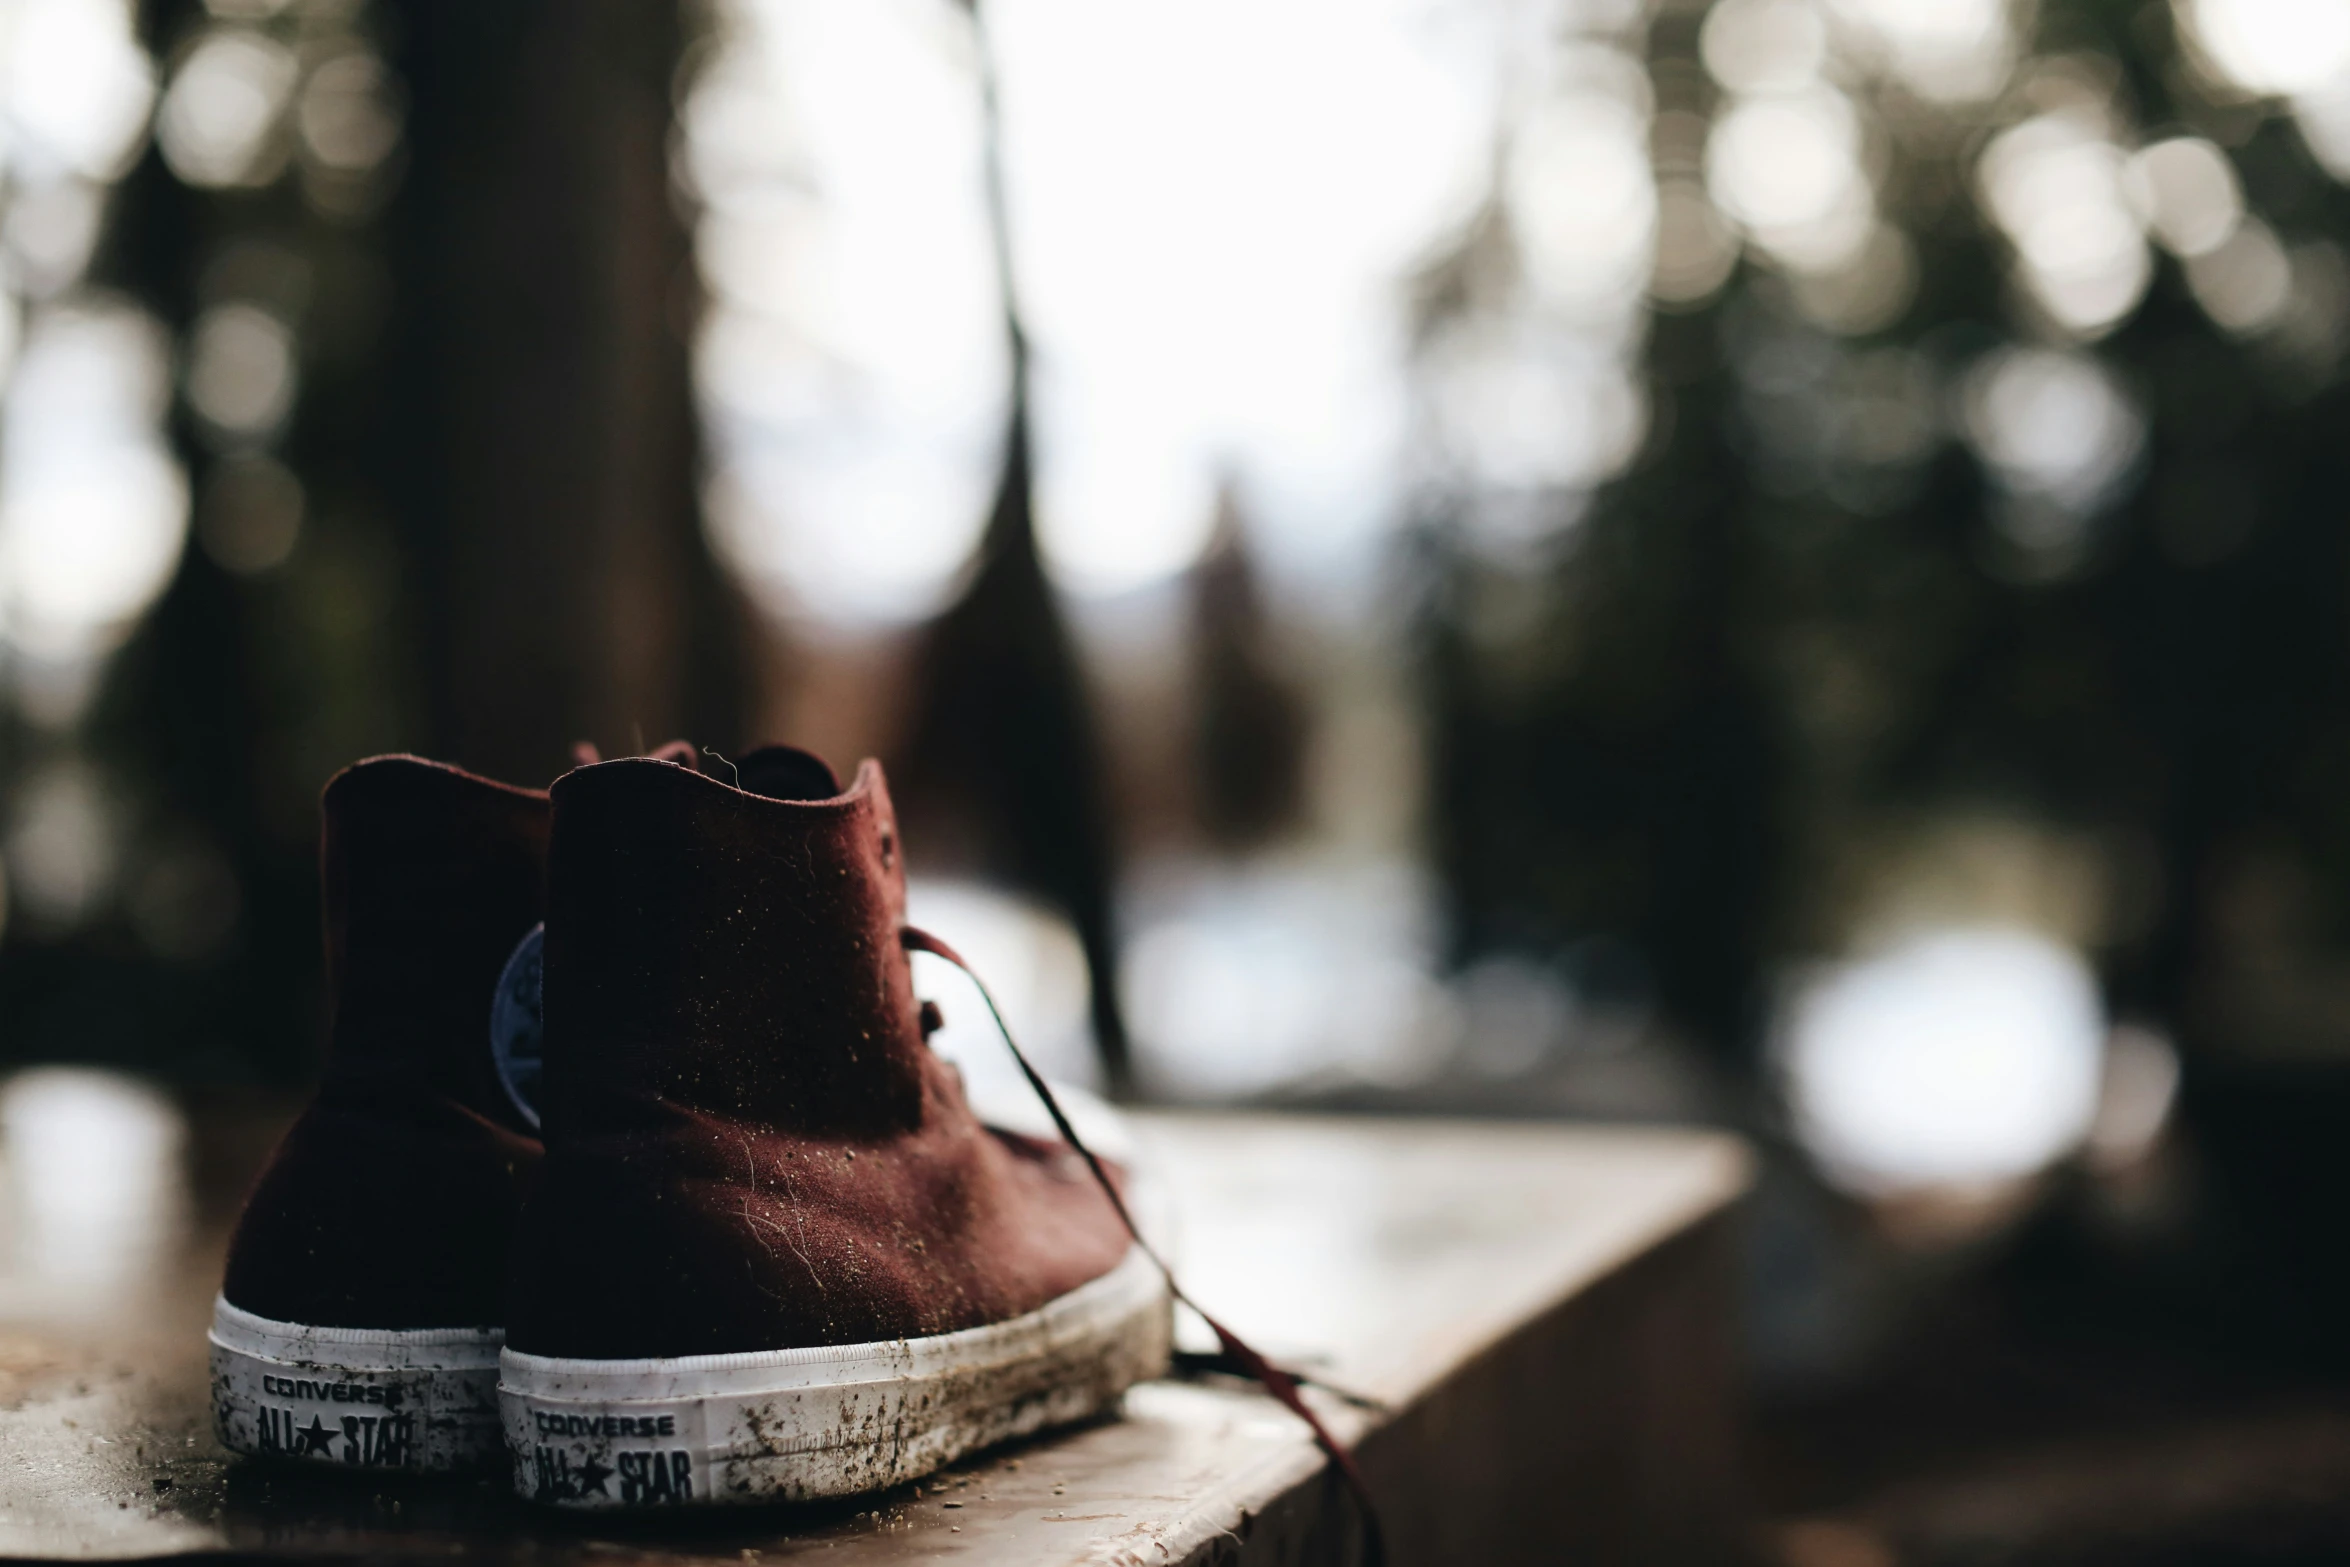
(497, 748), (1170, 1508)
(211, 756), (549, 1474)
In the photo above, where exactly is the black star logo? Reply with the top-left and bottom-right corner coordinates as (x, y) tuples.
(297, 1416), (337, 1458)
(574, 1457), (614, 1498)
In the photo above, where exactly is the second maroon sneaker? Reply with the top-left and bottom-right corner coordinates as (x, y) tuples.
(211, 756), (550, 1473)
(497, 748), (1169, 1507)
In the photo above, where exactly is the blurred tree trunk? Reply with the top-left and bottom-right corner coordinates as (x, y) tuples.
(377, 0), (743, 784)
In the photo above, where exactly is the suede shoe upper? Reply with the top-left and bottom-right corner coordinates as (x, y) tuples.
(504, 749), (1132, 1360)
(221, 756), (548, 1329)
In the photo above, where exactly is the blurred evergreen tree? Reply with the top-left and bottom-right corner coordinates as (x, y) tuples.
(1424, 0), (2350, 1083)
(895, 6), (1134, 1091)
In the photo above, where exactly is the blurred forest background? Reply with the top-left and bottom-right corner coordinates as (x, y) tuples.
(8, 0), (2350, 1557)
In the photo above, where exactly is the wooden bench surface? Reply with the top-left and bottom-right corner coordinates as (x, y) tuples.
(0, 1109), (1748, 1564)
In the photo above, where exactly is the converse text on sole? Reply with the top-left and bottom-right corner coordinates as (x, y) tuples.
(208, 1297), (505, 1473)
(498, 1245), (1171, 1508)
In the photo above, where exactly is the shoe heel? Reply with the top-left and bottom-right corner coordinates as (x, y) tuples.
(208, 1296), (505, 1473)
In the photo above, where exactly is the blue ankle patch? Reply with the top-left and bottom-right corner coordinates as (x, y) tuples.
(490, 923), (545, 1130)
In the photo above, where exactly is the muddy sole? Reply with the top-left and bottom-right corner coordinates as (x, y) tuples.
(498, 1245), (1172, 1507)
(208, 1296), (505, 1473)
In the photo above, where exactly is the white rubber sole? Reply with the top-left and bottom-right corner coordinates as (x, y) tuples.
(499, 1244), (1172, 1507)
(208, 1297), (505, 1473)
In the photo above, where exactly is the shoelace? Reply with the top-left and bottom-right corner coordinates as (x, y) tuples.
(901, 926), (1387, 1565)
